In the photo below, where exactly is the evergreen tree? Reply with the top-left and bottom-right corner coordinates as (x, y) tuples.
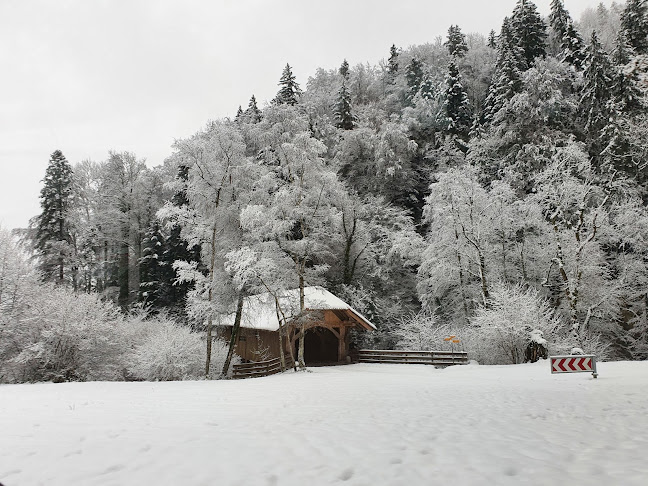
(549, 0), (585, 68)
(483, 37), (523, 123)
(139, 220), (173, 308)
(618, 72), (644, 115)
(561, 20), (586, 69)
(445, 25), (468, 58)
(621, 0), (648, 54)
(405, 57), (425, 101)
(549, 0), (570, 38)
(499, 16), (516, 51)
(612, 30), (634, 66)
(243, 95), (262, 123)
(418, 77), (436, 100)
(235, 105), (243, 121)
(488, 30), (497, 49)
(444, 60), (472, 140)
(334, 81), (356, 130)
(339, 59), (350, 79)
(580, 32), (615, 165)
(387, 44), (399, 79)
(34, 150), (75, 285)
(273, 64), (302, 106)
(498, 16), (526, 69)
(511, 0), (547, 67)
(155, 163), (202, 313)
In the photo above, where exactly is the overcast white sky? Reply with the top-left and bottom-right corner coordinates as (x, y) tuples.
(0, 0), (613, 229)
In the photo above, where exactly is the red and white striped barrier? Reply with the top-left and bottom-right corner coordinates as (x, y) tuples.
(550, 355), (598, 378)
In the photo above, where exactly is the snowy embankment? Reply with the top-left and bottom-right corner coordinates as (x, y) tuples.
(1, 361), (647, 486)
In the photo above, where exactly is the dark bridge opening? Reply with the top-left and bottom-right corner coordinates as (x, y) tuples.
(303, 327), (338, 364)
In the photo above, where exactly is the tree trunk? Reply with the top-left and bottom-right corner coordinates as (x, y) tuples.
(477, 249), (489, 306)
(118, 238), (129, 309)
(204, 226), (218, 376)
(275, 305), (287, 370)
(129, 226), (142, 306)
(453, 225), (469, 322)
(222, 293), (245, 377)
(297, 273), (306, 368)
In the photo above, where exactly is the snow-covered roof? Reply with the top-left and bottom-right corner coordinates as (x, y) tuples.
(217, 286), (376, 331)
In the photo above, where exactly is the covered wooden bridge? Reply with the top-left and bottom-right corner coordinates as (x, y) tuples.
(219, 286), (376, 365)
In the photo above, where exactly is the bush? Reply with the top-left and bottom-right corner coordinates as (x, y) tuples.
(468, 283), (566, 364)
(4, 287), (125, 382)
(394, 308), (451, 350)
(127, 317), (211, 381)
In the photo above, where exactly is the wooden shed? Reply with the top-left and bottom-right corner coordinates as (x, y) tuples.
(218, 286), (376, 365)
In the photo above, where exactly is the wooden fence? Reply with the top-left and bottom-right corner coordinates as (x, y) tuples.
(358, 349), (468, 366)
(232, 356), (294, 379)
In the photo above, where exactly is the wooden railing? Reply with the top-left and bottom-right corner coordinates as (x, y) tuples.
(358, 349), (468, 366)
(232, 356), (294, 379)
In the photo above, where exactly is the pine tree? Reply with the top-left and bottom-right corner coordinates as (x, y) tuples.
(274, 64), (302, 105)
(243, 95), (262, 123)
(612, 30), (634, 66)
(139, 220), (173, 308)
(35, 150), (75, 284)
(621, 0), (648, 54)
(235, 105), (243, 121)
(339, 59), (350, 79)
(549, 0), (570, 38)
(561, 20), (586, 69)
(405, 57), (425, 101)
(387, 44), (399, 79)
(445, 60), (472, 140)
(445, 25), (468, 58)
(488, 30), (497, 49)
(580, 32), (615, 164)
(334, 81), (355, 130)
(418, 77), (436, 100)
(511, 0), (547, 67)
(483, 28), (523, 123)
(158, 163), (202, 313)
(549, 0), (585, 68)
(613, 64), (644, 114)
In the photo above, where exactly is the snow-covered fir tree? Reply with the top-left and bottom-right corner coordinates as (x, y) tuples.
(549, 0), (570, 39)
(34, 150), (75, 285)
(387, 44), (399, 79)
(405, 57), (425, 102)
(621, 0), (648, 54)
(334, 81), (355, 130)
(243, 94), (262, 123)
(444, 59), (472, 140)
(511, 0), (547, 67)
(483, 27), (523, 122)
(445, 24), (468, 58)
(487, 29), (497, 48)
(274, 64), (301, 105)
(580, 31), (616, 164)
(339, 58), (350, 79)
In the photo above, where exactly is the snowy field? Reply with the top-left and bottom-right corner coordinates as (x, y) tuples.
(1, 361), (647, 486)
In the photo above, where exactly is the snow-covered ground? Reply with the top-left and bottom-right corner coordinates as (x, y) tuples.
(1, 361), (647, 486)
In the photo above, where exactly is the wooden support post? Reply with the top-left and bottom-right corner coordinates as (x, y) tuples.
(338, 326), (347, 362)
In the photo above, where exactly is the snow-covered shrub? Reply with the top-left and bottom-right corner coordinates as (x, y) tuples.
(468, 283), (566, 365)
(127, 317), (204, 381)
(126, 316), (232, 380)
(5, 287), (125, 382)
(0, 226), (239, 383)
(566, 329), (612, 361)
(394, 308), (451, 350)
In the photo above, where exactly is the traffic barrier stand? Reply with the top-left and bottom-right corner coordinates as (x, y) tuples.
(550, 355), (598, 378)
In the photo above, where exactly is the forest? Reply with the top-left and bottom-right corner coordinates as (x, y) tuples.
(2, 0), (648, 383)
